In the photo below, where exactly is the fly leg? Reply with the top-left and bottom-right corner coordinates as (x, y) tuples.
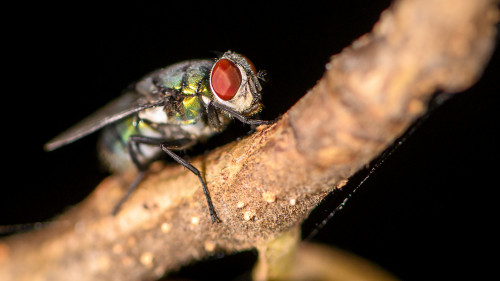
(209, 101), (275, 126)
(206, 102), (223, 131)
(113, 135), (221, 223)
(111, 137), (152, 215)
(159, 143), (221, 223)
(111, 171), (146, 215)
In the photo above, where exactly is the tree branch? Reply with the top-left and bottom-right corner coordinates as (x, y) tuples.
(1, 0), (498, 280)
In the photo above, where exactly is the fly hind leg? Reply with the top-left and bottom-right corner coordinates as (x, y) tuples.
(159, 143), (221, 223)
(112, 135), (221, 223)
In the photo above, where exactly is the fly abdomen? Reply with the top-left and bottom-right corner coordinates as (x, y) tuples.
(98, 115), (163, 172)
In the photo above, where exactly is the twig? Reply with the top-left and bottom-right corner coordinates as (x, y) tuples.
(1, 0), (498, 280)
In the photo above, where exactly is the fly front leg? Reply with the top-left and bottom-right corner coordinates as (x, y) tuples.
(210, 101), (275, 126)
(206, 101), (224, 131)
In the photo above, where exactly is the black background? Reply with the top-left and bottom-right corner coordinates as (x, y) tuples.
(2, 1), (499, 280)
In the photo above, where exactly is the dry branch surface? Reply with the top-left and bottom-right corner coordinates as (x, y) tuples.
(1, 0), (498, 280)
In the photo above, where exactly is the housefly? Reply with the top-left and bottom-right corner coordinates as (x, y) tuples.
(44, 51), (272, 223)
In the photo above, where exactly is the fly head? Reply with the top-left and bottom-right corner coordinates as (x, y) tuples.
(209, 51), (265, 121)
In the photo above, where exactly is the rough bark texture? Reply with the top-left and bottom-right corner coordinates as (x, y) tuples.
(1, 0), (498, 280)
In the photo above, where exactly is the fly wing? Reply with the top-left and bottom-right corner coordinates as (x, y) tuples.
(44, 91), (164, 151)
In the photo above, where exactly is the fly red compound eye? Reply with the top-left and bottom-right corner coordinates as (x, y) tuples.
(211, 59), (242, 101)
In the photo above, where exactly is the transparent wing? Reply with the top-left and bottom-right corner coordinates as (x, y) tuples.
(44, 91), (164, 151)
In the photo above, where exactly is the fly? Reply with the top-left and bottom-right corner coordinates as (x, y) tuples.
(44, 51), (272, 223)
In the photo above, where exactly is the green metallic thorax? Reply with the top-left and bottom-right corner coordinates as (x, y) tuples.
(154, 61), (214, 125)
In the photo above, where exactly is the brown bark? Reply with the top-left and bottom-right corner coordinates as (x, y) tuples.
(1, 0), (498, 280)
